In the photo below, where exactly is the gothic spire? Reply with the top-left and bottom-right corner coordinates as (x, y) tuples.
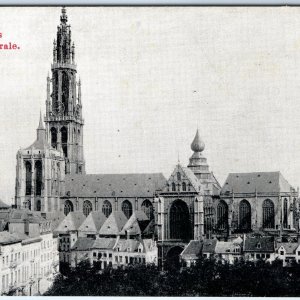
(38, 111), (45, 130)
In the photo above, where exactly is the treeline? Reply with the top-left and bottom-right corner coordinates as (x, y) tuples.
(45, 259), (300, 296)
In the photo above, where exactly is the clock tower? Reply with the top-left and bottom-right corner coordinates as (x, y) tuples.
(45, 7), (85, 175)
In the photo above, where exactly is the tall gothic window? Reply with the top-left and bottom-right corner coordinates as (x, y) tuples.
(262, 199), (275, 229)
(64, 200), (73, 216)
(61, 72), (69, 115)
(61, 127), (68, 158)
(141, 199), (154, 220)
(217, 201), (228, 230)
(172, 182), (176, 191)
(204, 206), (215, 235)
(122, 200), (133, 219)
(35, 161), (42, 196)
(36, 200), (41, 211)
(182, 182), (186, 191)
(83, 200), (92, 217)
(239, 200), (251, 231)
(283, 198), (288, 228)
(102, 200), (112, 218)
(177, 172), (181, 181)
(169, 200), (191, 240)
(25, 161), (32, 195)
(50, 127), (57, 149)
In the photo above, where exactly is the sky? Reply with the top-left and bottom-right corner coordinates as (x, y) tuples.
(1, 6), (300, 204)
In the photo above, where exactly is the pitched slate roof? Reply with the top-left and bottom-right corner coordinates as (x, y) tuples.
(244, 236), (274, 252)
(92, 238), (117, 250)
(142, 219), (156, 237)
(181, 240), (203, 259)
(120, 211), (149, 236)
(9, 210), (47, 224)
(277, 243), (299, 255)
(215, 241), (241, 254)
(0, 231), (22, 245)
(202, 239), (217, 253)
(221, 172), (294, 194)
(64, 173), (166, 198)
(114, 239), (140, 252)
(55, 212), (85, 233)
(99, 211), (127, 236)
(78, 211), (107, 234)
(72, 237), (95, 251)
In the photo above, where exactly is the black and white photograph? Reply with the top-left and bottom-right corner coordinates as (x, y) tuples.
(1, 4), (300, 296)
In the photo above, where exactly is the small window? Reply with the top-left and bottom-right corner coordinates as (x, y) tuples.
(266, 254), (270, 258)
(109, 253), (112, 258)
(280, 251), (284, 255)
(177, 172), (181, 181)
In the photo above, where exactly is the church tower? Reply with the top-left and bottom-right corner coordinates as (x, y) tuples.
(15, 114), (65, 212)
(45, 7), (85, 175)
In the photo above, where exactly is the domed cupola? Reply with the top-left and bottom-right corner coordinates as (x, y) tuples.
(191, 129), (205, 153)
(188, 129), (211, 181)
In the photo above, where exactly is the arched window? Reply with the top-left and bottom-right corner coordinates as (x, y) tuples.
(61, 127), (68, 158)
(122, 200), (132, 219)
(182, 182), (186, 192)
(239, 200), (251, 231)
(25, 161), (32, 195)
(177, 172), (181, 181)
(169, 200), (191, 240)
(83, 200), (92, 217)
(35, 161), (42, 196)
(36, 200), (41, 211)
(61, 72), (69, 115)
(102, 200), (112, 218)
(283, 198), (288, 228)
(262, 199), (275, 229)
(50, 127), (57, 149)
(141, 199), (154, 220)
(217, 201), (228, 230)
(172, 182), (176, 191)
(64, 200), (73, 216)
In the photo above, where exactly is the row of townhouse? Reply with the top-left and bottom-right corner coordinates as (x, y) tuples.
(181, 235), (300, 267)
(0, 210), (59, 296)
(55, 210), (157, 269)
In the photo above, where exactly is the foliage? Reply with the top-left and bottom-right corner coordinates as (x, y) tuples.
(44, 258), (300, 296)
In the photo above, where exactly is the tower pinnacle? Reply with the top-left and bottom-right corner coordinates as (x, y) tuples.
(60, 6), (68, 24)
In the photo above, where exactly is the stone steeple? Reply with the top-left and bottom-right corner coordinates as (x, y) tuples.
(45, 6), (85, 175)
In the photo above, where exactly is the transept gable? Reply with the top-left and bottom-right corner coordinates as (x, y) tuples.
(162, 164), (200, 193)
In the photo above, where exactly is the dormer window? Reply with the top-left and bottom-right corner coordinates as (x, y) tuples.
(256, 242), (261, 249)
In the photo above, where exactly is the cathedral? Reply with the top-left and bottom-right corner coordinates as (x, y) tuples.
(14, 7), (299, 267)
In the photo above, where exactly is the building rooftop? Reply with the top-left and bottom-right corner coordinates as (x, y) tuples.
(244, 236), (274, 252)
(64, 173), (166, 198)
(221, 172), (295, 195)
(55, 211), (85, 233)
(99, 211), (128, 236)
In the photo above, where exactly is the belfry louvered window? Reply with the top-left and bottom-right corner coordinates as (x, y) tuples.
(262, 199), (275, 229)
(239, 200), (251, 231)
(25, 161), (32, 195)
